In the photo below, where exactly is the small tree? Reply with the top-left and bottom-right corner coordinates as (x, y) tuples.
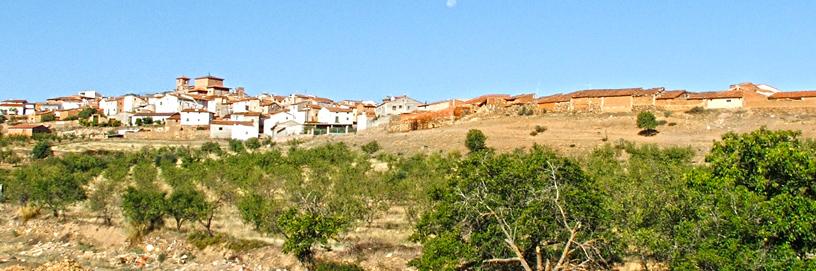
(636, 111), (658, 136)
(361, 140), (381, 155)
(277, 209), (345, 264)
(465, 129), (487, 153)
(244, 138), (261, 150)
(121, 186), (166, 235)
(0, 114), (6, 124)
(166, 188), (208, 231)
(31, 141), (52, 159)
(87, 178), (121, 225)
(143, 117), (154, 125)
(77, 107), (97, 119)
(29, 169), (86, 217)
(135, 118), (143, 126)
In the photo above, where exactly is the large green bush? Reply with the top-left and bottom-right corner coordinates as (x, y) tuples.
(465, 129), (487, 153)
(670, 129), (816, 269)
(411, 145), (616, 270)
(31, 141), (52, 159)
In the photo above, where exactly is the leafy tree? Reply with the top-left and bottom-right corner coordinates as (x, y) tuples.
(277, 209), (345, 264)
(135, 118), (143, 126)
(586, 142), (693, 268)
(465, 129), (487, 153)
(229, 139), (245, 153)
(412, 145), (616, 270)
(237, 193), (277, 231)
(671, 129), (816, 270)
(361, 140), (381, 154)
(31, 141), (52, 159)
(0, 114), (6, 124)
(121, 186), (166, 235)
(244, 138), (261, 150)
(25, 164), (86, 217)
(636, 111), (658, 136)
(143, 117), (154, 125)
(166, 188), (208, 231)
(77, 107), (97, 119)
(87, 177), (121, 225)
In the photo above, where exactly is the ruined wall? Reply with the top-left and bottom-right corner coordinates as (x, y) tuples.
(602, 96), (632, 112)
(572, 97), (603, 113)
(387, 106), (467, 132)
(656, 99), (705, 111)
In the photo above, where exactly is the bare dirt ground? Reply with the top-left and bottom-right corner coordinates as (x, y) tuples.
(0, 203), (418, 271)
(308, 109), (816, 160)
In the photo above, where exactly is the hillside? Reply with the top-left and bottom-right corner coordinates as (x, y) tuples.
(308, 109), (816, 159)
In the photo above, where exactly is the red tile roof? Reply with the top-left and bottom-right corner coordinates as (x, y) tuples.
(571, 88), (643, 98)
(536, 94), (571, 103)
(232, 112), (262, 116)
(464, 94), (511, 104)
(686, 91), (743, 100)
(9, 124), (48, 129)
(195, 75), (224, 80)
(656, 90), (687, 100)
(181, 108), (211, 113)
(768, 91), (816, 100)
(327, 107), (353, 113)
(211, 120), (254, 126)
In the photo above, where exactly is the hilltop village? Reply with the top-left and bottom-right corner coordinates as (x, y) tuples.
(1, 76), (815, 140)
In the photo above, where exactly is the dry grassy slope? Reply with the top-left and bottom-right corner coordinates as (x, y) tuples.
(308, 110), (816, 159)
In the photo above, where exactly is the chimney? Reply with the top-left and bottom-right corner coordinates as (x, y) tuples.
(236, 87), (246, 97)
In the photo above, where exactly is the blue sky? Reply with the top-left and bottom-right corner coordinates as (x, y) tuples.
(2, 1), (815, 102)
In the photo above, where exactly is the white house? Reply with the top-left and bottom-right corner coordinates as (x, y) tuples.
(180, 109), (213, 126)
(231, 98), (261, 114)
(210, 120), (258, 140)
(688, 91), (744, 110)
(267, 120), (304, 138)
(149, 93), (200, 113)
(100, 98), (120, 116)
(317, 107), (354, 125)
(263, 109), (304, 137)
(122, 94), (148, 113)
(0, 101), (25, 115)
(375, 95), (422, 117)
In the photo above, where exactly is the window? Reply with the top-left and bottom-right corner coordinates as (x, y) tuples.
(335, 116), (339, 123)
(399, 105), (403, 109)
(726, 99), (731, 102)
(392, 106), (396, 111)
(219, 127), (223, 131)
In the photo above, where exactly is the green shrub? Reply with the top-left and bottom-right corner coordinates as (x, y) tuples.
(31, 141), (52, 159)
(315, 261), (365, 271)
(200, 142), (222, 154)
(229, 139), (245, 153)
(465, 129), (487, 153)
(530, 131), (538, 136)
(361, 140), (381, 154)
(41, 114), (56, 122)
(244, 138), (261, 150)
(685, 106), (705, 114)
(534, 125), (547, 133)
